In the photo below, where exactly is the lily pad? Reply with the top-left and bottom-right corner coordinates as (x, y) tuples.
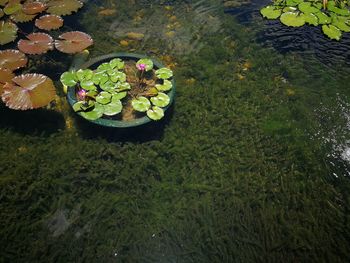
(103, 99), (122, 116)
(136, 58), (153, 71)
(132, 96), (151, 112)
(304, 13), (318, 26)
(116, 82), (131, 92)
(80, 103), (104, 120)
(96, 91), (112, 105)
(60, 71), (77, 87)
(110, 71), (126, 83)
(112, 91), (127, 100)
(280, 12), (306, 27)
(109, 58), (124, 69)
(100, 81), (117, 92)
(147, 106), (164, 120)
(286, 0), (303, 7)
(155, 68), (173, 79)
(80, 80), (96, 91)
(3, 2), (21, 15)
(92, 72), (108, 85)
(322, 24), (342, 40)
(97, 62), (111, 72)
(76, 69), (93, 81)
(150, 92), (170, 107)
(332, 17), (350, 32)
(0, 21), (18, 45)
(155, 79), (172, 91)
(73, 100), (94, 112)
(316, 12), (331, 24)
(298, 2), (320, 14)
(260, 6), (281, 19)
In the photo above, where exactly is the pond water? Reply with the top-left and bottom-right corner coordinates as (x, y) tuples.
(1, 0), (350, 262)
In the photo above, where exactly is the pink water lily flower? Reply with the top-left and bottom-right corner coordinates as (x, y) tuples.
(137, 63), (146, 71)
(77, 89), (87, 100)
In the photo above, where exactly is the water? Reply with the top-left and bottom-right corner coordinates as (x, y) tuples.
(1, 0), (350, 262)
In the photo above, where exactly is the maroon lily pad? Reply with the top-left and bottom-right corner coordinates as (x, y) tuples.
(0, 67), (14, 95)
(1, 73), (56, 110)
(18, 33), (54, 54)
(35, 14), (63, 30)
(22, 1), (46, 15)
(0, 49), (28, 70)
(55, 31), (93, 54)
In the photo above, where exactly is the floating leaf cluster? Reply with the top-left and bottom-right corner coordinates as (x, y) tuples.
(60, 58), (174, 121)
(0, 0), (93, 110)
(261, 0), (350, 40)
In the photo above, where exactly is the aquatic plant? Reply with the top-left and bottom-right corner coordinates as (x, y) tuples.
(0, 0), (93, 110)
(261, 0), (350, 40)
(60, 57), (173, 121)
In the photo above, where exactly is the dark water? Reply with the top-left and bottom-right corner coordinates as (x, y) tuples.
(1, 0), (350, 262)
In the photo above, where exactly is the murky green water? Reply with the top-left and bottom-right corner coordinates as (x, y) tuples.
(1, 0), (350, 262)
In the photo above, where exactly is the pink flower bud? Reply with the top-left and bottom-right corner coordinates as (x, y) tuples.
(137, 63), (146, 71)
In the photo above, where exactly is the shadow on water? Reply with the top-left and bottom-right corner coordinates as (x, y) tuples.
(73, 102), (175, 143)
(0, 104), (65, 136)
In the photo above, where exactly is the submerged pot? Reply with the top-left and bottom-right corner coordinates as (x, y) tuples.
(67, 52), (175, 128)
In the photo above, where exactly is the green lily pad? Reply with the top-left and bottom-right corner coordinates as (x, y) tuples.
(260, 6), (282, 19)
(150, 92), (170, 107)
(280, 12), (306, 27)
(147, 106), (164, 121)
(116, 82), (131, 92)
(60, 71), (77, 87)
(112, 91), (127, 101)
(92, 72), (109, 85)
(0, 21), (18, 45)
(322, 24), (342, 40)
(81, 103), (104, 120)
(304, 13), (318, 26)
(80, 80), (96, 91)
(327, 1), (350, 16)
(110, 71), (126, 83)
(132, 96), (151, 112)
(4, 3), (21, 15)
(283, 6), (297, 13)
(76, 69), (94, 81)
(136, 58), (153, 71)
(155, 79), (172, 91)
(298, 2), (320, 14)
(332, 17), (350, 32)
(100, 81), (117, 92)
(155, 68), (173, 79)
(109, 58), (124, 70)
(316, 12), (331, 24)
(86, 90), (98, 98)
(73, 100), (94, 112)
(96, 91), (112, 105)
(103, 99), (122, 116)
(97, 62), (112, 72)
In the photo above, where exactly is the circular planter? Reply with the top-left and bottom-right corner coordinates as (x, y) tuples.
(67, 52), (175, 128)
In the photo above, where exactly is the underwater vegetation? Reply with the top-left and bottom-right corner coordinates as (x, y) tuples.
(261, 0), (350, 40)
(0, 0), (93, 110)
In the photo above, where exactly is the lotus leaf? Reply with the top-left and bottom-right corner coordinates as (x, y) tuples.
(298, 2), (320, 14)
(35, 15), (64, 31)
(80, 103), (104, 120)
(60, 71), (77, 87)
(155, 68), (173, 79)
(103, 99), (122, 116)
(0, 21), (18, 45)
(147, 106), (164, 121)
(47, 0), (83, 16)
(316, 12), (331, 24)
(304, 13), (318, 26)
(155, 79), (172, 91)
(76, 69), (94, 81)
(109, 58), (124, 69)
(280, 12), (306, 27)
(55, 31), (93, 54)
(80, 80), (96, 91)
(110, 71), (126, 83)
(92, 72), (108, 85)
(136, 58), (153, 71)
(112, 91), (127, 100)
(132, 96), (151, 112)
(100, 81), (117, 92)
(116, 82), (131, 92)
(0, 49), (27, 70)
(3, 2), (21, 15)
(96, 91), (112, 105)
(150, 92), (170, 107)
(260, 6), (282, 19)
(18, 33), (54, 55)
(73, 100), (94, 112)
(322, 24), (342, 40)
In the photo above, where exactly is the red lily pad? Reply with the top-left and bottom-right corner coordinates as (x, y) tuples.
(55, 31), (93, 54)
(1, 73), (56, 110)
(22, 1), (46, 15)
(18, 33), (54, 54)
(0, 49), (28, 70)
(47, 0), (83, 16)
(35, 14), (63, 30)
(0, 67), (14, 95)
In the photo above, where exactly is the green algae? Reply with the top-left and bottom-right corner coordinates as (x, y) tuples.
(1, 0), (350, 262)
